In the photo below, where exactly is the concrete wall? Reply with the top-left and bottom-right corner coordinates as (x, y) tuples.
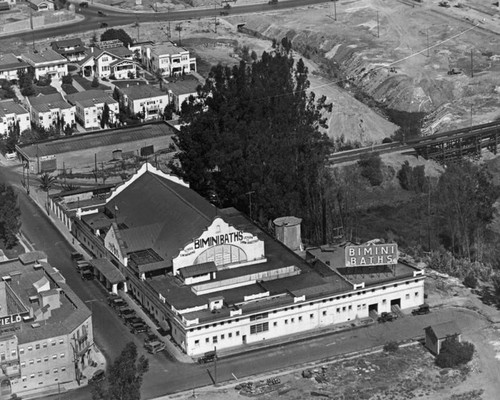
(0, 10), (77, 35)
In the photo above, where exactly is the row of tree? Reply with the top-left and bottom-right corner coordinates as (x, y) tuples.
(0, 184), (21, 249)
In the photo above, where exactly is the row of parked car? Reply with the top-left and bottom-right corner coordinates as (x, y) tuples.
(71, 252), (94, 280)
(107, 294), (166, 354)
(377, 304), (431, 323)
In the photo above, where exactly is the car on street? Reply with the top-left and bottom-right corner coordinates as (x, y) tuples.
(100, 22), (108, 28)
(89, 369), (105, 384)
(145, 341), (166, 354)
(197, 351), (217, 364)
(79, 1), (88, 7)
(81, 268), (93, 280)
(97, 10), (106, 16)
(108, 297), (126, 308)
(411, 304), (430, 316)
(71, 251), (84, 261)
(378, 312), (398, 323)
(130, 322), (148, 334)
(125, 316), (144, 326)
(144, 333), (159, 345)
(119, 309), (136, 319)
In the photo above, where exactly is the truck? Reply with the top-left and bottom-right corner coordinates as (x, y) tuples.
(411, 304), (430, 316)
(377, 312), (398, 323)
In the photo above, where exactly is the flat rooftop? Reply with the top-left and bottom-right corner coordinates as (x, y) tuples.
(17, 121), (174, 158)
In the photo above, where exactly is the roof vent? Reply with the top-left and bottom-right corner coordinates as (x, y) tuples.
(33, 262), (42, 270)
(31, 323), (41, 328)
(2, 276), (11, 282)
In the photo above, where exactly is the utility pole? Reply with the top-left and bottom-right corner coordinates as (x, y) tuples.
(377, 11), (379, 38)
(427, 176), (431, 252)
(246, 191), (255, 220)
(334, 0), (337, 21)
(426, 29), (429, 57)
(213, 346), (217, 386)
(470, 49), (473, 78)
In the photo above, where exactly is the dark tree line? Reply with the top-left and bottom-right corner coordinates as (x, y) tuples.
(171, 48), (334, 243)
(0, 184), (21, 249)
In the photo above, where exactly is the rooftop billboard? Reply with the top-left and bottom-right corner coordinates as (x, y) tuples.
(345, 243), (398, 267)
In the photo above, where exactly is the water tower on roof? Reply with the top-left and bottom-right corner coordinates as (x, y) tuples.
(273, 216), (303, 252)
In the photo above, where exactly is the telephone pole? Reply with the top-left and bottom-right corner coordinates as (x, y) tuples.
(377, 11), (380, 38)
(470, 49), (473, 78)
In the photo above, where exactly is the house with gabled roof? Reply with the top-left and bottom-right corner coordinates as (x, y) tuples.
(27, 93), (75, 131)
(66, 89), (118, 129)
(94, 46), (136, 80)
(0, 100), (31, 136)
(166, 77), (201, 112)
(0, 53), (29, 81)
(51, 38), (87, 62)
(425, 321), (462, 355)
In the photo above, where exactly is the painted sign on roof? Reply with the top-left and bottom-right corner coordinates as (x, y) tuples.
(344, 243), (398, 267)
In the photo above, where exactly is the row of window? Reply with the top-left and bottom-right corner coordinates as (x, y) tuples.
(21, 367), (66, 381)
(21, 353), (65, 367)
(189, 281), (423, 332)
(193, 330), (241, 346)
(19, 340), (64, 355)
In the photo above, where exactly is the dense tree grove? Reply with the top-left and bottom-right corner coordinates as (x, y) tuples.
(434, 161), (500, 262)
(171, 49), (333, 242)
(0, 184), (21, 249)
(435, 335), (474, 368)
(100, 29), (134, 47)
(92, 342), (149, 400)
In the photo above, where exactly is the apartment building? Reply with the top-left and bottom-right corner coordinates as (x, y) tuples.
(0, 53), (29, 81)
(66, 90), (118, 129)
(0, 100), (30, 136)
(141, 42), (196, 77)
(119, 84), (169, 120)
(20, 49), (68, 80)
(27, 93), (75, 131)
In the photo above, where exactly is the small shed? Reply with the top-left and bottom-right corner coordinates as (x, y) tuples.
(424, 321), (461, 355)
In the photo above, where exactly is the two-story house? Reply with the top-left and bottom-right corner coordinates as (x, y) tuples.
(50, 39), (87, 62)
(118, 84), (169, 120)
(166, 77), (200, 113)
(0, 53), (29, 81)
(141, 42), (196, 77)
(66, 90), (118, 129)
(0, 100), (31, 136)
(94, 45), (136, 80)
(20, 49), (68, 80)
(27, 93), (75, 131)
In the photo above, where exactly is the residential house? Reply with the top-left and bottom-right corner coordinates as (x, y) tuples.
(166, 78), (200, 112)
(21, 49), (68, 80)
(425, 321), (462, 355)
(66, 90), (118, 129)
(27, 0), (55, 10)
(141, 42), (196, 77)
(27, 93), (75, 131)
(0, 53), (29, 81)
(0, 100), (30, 136)
(94, 46), (136, 80)
(119, 84), (168, 120)
(51, 39), (87, 62)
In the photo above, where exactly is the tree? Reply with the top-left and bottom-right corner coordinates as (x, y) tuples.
(100, 29), (134, 47)
(435, 161), (500, 261)
(91, 342), (149, 400)
(435, 335), (474, 368)
(62, 74), (73, 84)
(0, 184), (21, 249)
(171, 48), (333, 243)
(38, 173), (56, 192)
(397, 161), (427, 193)
(101, 103), (110, 129)
(91, 77), (100, 88)
(163, 103), (175, 120)
(155, 69), (164, 90)
(112, 87), (120, 101)
(358, 153), (383, 186)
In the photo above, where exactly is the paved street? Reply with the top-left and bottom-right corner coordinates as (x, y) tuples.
(0, 160), (492, 400)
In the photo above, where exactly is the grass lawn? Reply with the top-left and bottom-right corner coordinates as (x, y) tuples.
(0, 88), (16, 101)
(62, 83), (80, 95)
(35, 85), (58, 96)
(73, 75), (111, 91)
(112, 80), (147, 88)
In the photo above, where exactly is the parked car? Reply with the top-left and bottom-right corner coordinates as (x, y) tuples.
(144, 333), (159, 345)
(71, 252), (84, 261)
(97, 10), (106, 16)
(411, 304), (430, 316)
(130, 322), (148, 334)
(79, 1), (88, 7)
(81, 269), (93, 280)
(198, 351), (217, 364)
(109, 298), (126, 309)
(76, 260), (90, 271)
(89, 369), (105, 384)
(100, 22), (108, 28)
(119, 309), (136, 319)
(377, 312), (397, 323)
(125, 316), (144, 326)
(145, 341), (165, 354)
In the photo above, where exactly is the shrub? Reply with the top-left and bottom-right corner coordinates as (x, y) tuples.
(91, 77), (99, 88)
(383, 341), (399, 352)
(62, 74), (73, 84)
(463, 274), (478, 289)
(397, 161), (427, 193)
(435, 335), (474, 368)
(382, 137), (392, 144)
(358, 153), (383, 186)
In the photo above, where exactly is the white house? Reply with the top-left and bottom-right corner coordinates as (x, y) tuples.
(28, 0), (55, 10)
(28, 93), (75, 131)
(66, 90), (119, 129)
(141, 42), (196, 77)
(0, 100), (30, 136)
(0, 53), (29, 81)
(94, 46), (136, 80)
(119, 84), (169, 120)
(51, 38), (87, 62)
(21, 49), (68, 80)
(166, 78), (200, 112)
